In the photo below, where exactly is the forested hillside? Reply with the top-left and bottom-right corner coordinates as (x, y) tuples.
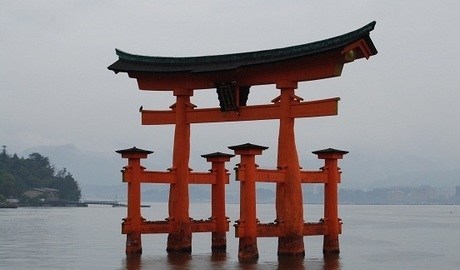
(0, 146), (81, 202)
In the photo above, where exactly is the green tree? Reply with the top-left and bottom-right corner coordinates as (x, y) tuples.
(0, 171), (17, 197)
(0, 146), (81, 201)
(50, 169), (81, 201)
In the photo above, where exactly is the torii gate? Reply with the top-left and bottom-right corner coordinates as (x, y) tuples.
(109, 21), (377, 259)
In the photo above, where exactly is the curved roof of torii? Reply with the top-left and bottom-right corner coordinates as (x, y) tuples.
(108, 22), (377, 91)
(108, 21), (377, 75)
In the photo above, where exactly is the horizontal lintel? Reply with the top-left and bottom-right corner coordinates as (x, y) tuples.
(140, 171), (175, 183)
(300, 171), (328, 183)
(142, 97), (339, 125)
(254, 169), (285, 183)
(189, 172), (216, 184)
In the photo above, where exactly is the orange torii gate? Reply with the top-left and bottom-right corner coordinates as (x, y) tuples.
(109, 21), (377, 260)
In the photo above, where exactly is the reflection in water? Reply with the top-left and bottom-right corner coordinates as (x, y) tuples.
(277, 254), (341, 270)
(210, 252), (227, 262)
(323, 254), (341, 270)
(238, 260), (260, 269)
(124, 254), (141, 270)
(278, 256), (306, 270)
(124, 253), (340, 270)
(167, 252), (192, 268)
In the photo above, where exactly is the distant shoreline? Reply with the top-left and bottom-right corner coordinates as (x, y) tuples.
(2, 201), (458, 209)
(0, 201), (88, 208)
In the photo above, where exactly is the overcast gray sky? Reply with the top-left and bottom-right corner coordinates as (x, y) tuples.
(1, 1), (459, 188)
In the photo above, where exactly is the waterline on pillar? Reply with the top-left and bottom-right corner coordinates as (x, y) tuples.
(166, 232), (192, 253)
(238, 237), (259, 262)
(126, 233), (142, 255)
(211, 232), (227, 253)
(277, 236), (305, 257)
(323, 236), (340, 255)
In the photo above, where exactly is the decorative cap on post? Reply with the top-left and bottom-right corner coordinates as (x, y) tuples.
(201, 152), (235, 162)
(116, 146), (153, 159)
(228, 143), (268, 156)
(312, 148), (348, 160)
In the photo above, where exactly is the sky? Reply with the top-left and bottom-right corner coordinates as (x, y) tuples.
(1, 1), (460, 188)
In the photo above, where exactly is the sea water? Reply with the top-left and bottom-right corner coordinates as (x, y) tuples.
(0, 204), (459, 269)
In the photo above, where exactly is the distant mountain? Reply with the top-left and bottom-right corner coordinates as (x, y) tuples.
(338, 150), (460, 188)
(21, 144), (240, 199)
(377, 169), (460, 188)
(20, 144), (459, 200)
(21, 144), (122, 187)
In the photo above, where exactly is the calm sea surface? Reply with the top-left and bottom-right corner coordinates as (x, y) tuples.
(1, 204), (459, 269)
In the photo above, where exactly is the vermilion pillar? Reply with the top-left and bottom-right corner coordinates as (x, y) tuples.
(229, 143), (268, 261)
(201, 152), (234, 253)
(168, 88), (194, 253)
(116, 147), (153, 255)
(313, 148), (348, 254)
(275, 82), (305, 256)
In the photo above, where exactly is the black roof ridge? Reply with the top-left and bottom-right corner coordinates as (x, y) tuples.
(109, 21), (376, 73)
(115, 21), (377, 65)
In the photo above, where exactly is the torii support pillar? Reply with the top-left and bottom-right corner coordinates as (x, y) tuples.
(275, 82), (305, 257)
(167, 88), (194, 253)
(229, 143), (268, 262)
(312, 148), (348, 255)
(116, 147), (153, 255)
(201, 152), (234, 253)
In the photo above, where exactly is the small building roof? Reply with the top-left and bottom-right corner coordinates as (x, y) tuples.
(108, 22), (377, 75)
(312, 148), (349, 155)
(228, 143), (269, 151)
(201, 152), (235, 158)
(115, 146), (154, 155)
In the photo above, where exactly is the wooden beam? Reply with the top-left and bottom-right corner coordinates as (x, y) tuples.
(142, 97), (339, 125)
(254, 169), (285, 183)
(140, 171), (175, 183)
(300, 171), (329, 183)
(189, 172), (217, 184)
(132, 59), (343, 90)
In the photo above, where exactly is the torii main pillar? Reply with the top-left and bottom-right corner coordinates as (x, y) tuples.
(275, 82), (305, 256)
(167, 88), (194, 252)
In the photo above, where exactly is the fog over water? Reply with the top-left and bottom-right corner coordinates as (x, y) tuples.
(1, 1), (460, 189)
